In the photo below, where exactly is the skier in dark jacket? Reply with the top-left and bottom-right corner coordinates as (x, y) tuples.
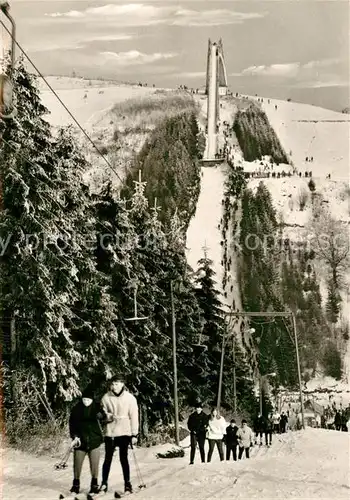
(334, 411), (342, 431)
(187, 401), (209, 464)
(264, 413), (273, 446)
(225, 419), (239, 460)
(253, 414), (264, 445)
(279, 412), (288, 433)
(69, 386), (106, 495)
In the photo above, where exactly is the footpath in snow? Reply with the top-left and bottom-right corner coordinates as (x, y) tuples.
(2, 429), (350, 499)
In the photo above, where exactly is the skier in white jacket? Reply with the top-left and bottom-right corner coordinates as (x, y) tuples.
(237, 420), (254, 459)
(206, 408), (227, 462)
(100, 375), (139, 495)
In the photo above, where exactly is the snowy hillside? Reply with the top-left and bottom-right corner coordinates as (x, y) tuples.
(38, 76), (157, 129)
(3, 429), (349, 499)
(246, 97), (350, 384)
(37, 77), (194, 190)
(257, 97), (349, 180)
(186, 92), (349, 395)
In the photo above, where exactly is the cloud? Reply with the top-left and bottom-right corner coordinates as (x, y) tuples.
(46, 3), (264, 27)
(28, 34), (134, 53)
(231, 58), (348, 92)
(172, 8), (264, 26)
(294, 80), (349, 89)
(303, 58), (341, 70)
(49, 3), (162, 23)
(240, 63), (300, 78)
(233, 58), (344, 81)
(99, 50), (177, 66)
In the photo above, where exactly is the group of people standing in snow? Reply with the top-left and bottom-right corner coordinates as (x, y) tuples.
(68, 375), (138, 496)
(323, 403), (350, 431)
(187, 402), (255, 464)
(253, 412), (288, 445)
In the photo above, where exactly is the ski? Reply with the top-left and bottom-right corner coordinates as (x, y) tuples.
(114, 491), (133, 499)
(59, 493), (87, 500)
(87, 490), (132, 500)
(86, 491), (108, 500)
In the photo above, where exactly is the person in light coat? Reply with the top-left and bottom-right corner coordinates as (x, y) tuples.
(272, 411), (280, 433)
(237, 419), (254, 459)
(206, 408), (226, 462)
(100, 375), (139, 495)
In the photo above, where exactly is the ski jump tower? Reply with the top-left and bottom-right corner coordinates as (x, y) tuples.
(205, 38), (228, 160)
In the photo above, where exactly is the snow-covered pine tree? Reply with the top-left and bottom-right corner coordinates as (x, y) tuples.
(0, 60), (83, 404)
(326, 279), (341, 325)
(95, 173), (178, 428)
(51, 129), (120, 395)
(165, 209), (206, 406)
(195, 253), (227, 405)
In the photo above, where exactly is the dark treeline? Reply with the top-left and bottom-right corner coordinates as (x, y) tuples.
(238, 182), (342, 388)
(233, 105), (289, 164)
(121, 112), (204, 227)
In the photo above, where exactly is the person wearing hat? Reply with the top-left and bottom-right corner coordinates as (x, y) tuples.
(225, 419), (239, 461)
(68, 386), (106, 495)
(100, 375), (139, 494)
(187, 401), (209, 464)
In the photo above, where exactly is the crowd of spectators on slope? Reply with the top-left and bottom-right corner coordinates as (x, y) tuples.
(322, 402), (350, 431)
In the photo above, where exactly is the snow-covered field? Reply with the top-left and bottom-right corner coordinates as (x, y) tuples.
(38, 76), (157, 129)
(257, 97), (349, 180)
(2, 429), (349, 499)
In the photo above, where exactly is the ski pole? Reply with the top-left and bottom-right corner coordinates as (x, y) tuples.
(54, 438), (79, 470)
(130, 443), (146, 489)
(54, 444), (72, 470)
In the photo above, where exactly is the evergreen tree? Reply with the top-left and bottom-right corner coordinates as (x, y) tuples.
(195, 254), (226, 404)
(0, 60), (82, 401)
(326, 280), (341, 324)
(0, 62), (120, 404)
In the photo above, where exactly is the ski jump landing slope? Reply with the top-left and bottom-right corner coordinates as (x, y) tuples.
(3, 429), (349, 499)
(186, 166), (225, 280)
(186, 165), (241, 311)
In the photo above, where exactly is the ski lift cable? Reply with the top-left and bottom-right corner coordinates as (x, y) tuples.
(1, 133), (120, 236)
(0, 19), (123, 184)
(1, 137), (124, 275)
(0, 139), (198, 324)
(0, 140), (94, 272)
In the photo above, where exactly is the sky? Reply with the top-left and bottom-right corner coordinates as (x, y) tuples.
(2, 0), (349, 111)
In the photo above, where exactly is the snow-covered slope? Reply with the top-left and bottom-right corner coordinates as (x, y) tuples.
(38, 76), (157, 129)
(3, 429), (349, 499)
(185, 164), (242, 315)
(186, 166), (226, 289)
(246, 97), (350, 385)
(187, 92), (349, 392)
(257, 97), (349, 180)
